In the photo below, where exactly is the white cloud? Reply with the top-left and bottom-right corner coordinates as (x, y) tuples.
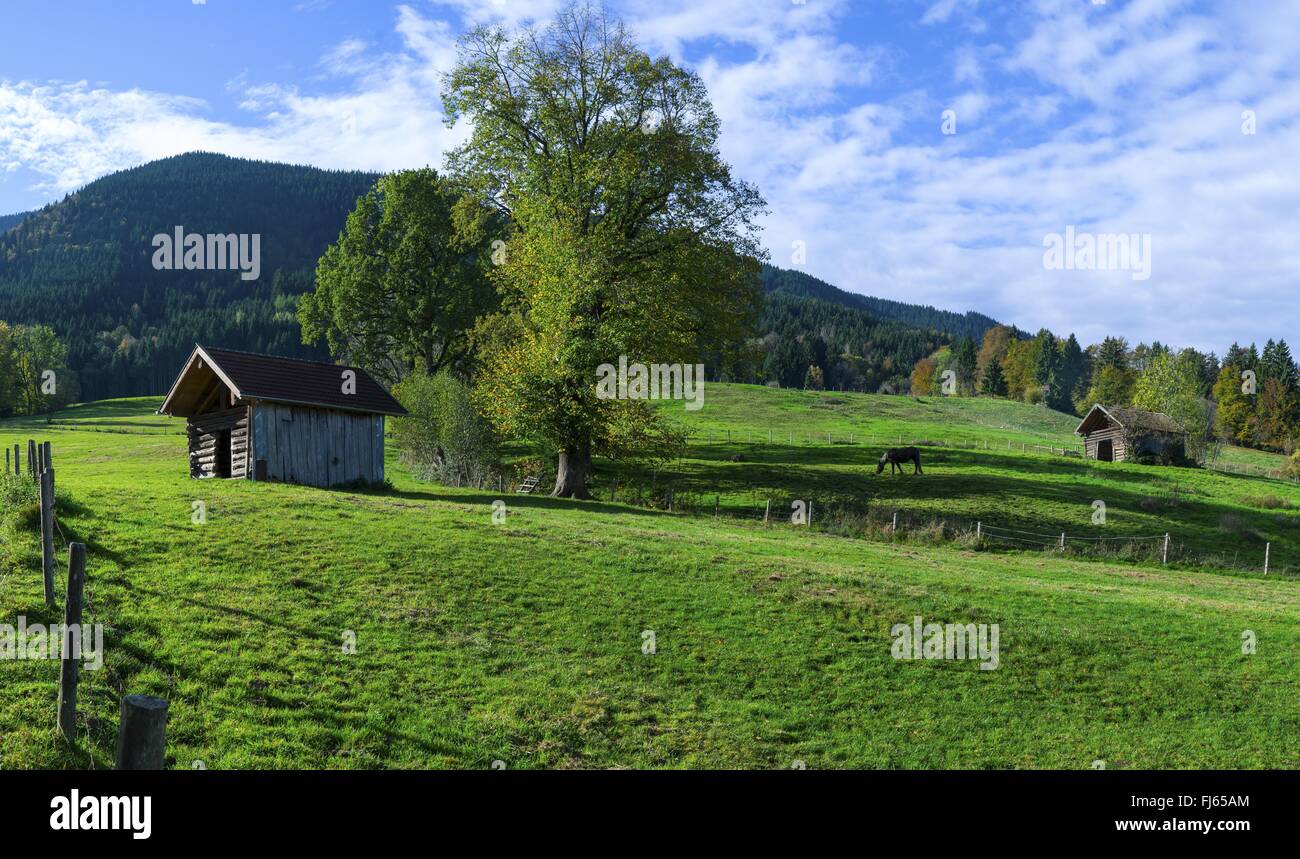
(0, 5), (465, 198)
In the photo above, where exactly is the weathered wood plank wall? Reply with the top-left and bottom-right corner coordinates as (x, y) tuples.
(1083, 424), (1127, 461)
(251, 403), (384, 488)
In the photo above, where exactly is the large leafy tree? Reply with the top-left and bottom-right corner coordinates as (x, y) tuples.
(1133, 349), (1213, 461)
(444, 4), (766, 498)
(1211, 363), (1252, 443)
(299, 168), (500, 384)
(1084, 364), (1136, 408)
(0, 324), (72, 417)
(975, 324), (1013, 379)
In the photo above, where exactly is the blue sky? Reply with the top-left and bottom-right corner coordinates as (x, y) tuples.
(1, 0), (1297, 352)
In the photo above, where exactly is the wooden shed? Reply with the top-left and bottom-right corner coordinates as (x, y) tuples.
(1075, 404), (1185, 464)
(159, 345), (406, 488)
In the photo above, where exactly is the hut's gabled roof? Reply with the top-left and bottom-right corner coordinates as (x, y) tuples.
(1075, 404), (1184, 436)
(159, 345), (407, 418)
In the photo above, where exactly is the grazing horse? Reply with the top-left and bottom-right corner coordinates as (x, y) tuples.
(877, 447), (923, 475)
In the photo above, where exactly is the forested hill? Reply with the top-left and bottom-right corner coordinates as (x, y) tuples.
(760, 263), (1005, 342)
(0, 152), (379, 401)
(0, 212), (29, 233)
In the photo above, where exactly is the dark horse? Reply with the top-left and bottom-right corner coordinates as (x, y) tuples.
(876, 447), (923, 475)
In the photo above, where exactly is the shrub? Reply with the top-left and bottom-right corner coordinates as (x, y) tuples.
(1284, 451), (1300, 480)
(392, 371), (499, 486)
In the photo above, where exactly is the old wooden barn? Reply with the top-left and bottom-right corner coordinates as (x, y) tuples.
(1076, 404), (1186, 464)
(159, 345), (406, 488)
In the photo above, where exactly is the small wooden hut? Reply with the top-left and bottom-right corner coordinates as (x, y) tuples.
(159, 345), (406, 487)
(1075, 404), (1185, 464)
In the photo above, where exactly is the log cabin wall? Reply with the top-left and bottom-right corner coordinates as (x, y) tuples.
(1083, 423), (1128, 462)
(250, 402), (385, 488)
(188, 405), (250, 478)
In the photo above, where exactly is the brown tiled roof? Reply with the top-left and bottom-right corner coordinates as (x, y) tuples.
(166, 345), (407, 416)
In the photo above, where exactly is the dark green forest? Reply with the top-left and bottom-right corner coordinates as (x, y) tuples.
(0, 153), (379, 401)
(759, 264), (1006, 342)
(0, 212), (28, 233)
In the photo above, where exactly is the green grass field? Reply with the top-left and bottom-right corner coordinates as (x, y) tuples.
(2, 390), (1297, 769)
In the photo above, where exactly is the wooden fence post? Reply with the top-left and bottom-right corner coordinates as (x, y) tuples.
(1162, 534), (1169, 565)
(4, 448), (7, 473)
(1059, 532), (1065, 552)
(808, 501), (813, 527)
(892, 511), (898, 532)
(12, 443), (18, 475)
(764, 499), (770, 524)
(42, 441), (51, 471)
(57, 543), (86, 743)
(116, 695), (169, 770)
(976, 521), (981, 540)
(40, 467), (56, 609)
(27, 439), (36, 478)
(1264, 543), (1270, 575)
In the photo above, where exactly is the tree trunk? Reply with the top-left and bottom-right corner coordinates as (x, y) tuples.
(552, 440), (593, 499)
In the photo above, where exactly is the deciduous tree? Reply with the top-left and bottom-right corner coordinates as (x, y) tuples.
(445, 4), (765, 498)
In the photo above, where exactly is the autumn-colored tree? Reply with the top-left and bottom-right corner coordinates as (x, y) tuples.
(803, 364), (825, 391)
(910, 356), (937, 395)
(975, 325), (1013, 379)
(445, 5), (765, 497)
(1000, 339), (1038, 401)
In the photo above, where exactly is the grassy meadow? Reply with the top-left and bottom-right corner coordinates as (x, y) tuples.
(1, 389), (1297, 769)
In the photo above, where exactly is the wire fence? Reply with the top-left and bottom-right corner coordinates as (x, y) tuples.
(681, 428), (1085, 457)
(1204, 459), (1300, 483)
(502, 477), (1288, 577)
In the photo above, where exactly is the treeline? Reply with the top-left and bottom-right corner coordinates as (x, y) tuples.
(911, 325), (1300, 458)
(0, 152), (378, 401)
(759, 264), (1002, 342)
(0, 322), (76, 417)
(709, 291), (949, 393)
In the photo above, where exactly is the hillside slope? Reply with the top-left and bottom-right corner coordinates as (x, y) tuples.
(1, 395), (1297, 769)
(0, 212), (28, 234)
(0, 152), (380, 399)
(761, 263), (1008, 342)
